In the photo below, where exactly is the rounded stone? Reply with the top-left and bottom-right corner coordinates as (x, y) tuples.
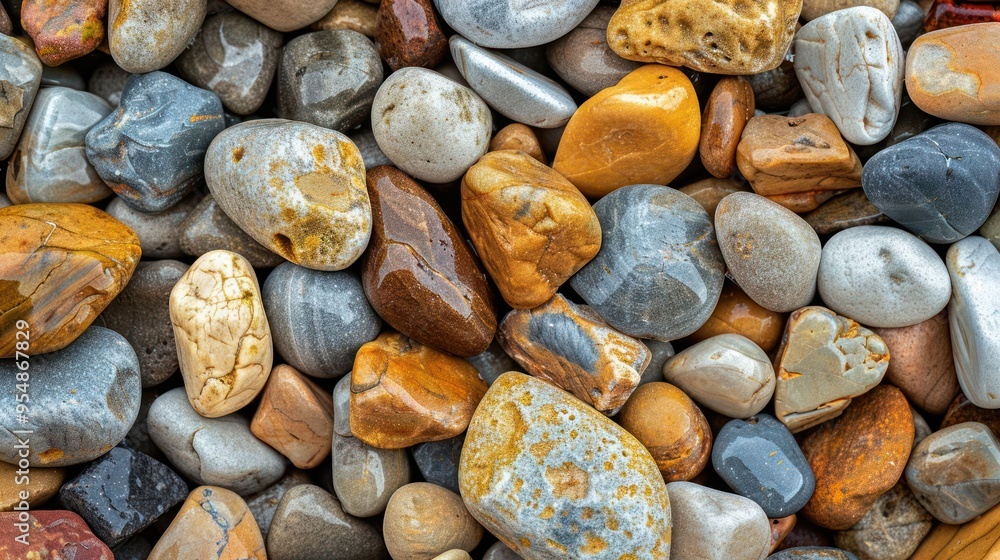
(149, 486), (266, 559)
(701, 76), (756, 178)
(371, 67), (491, 183)
(832, 484), (933, 560)
(178, 194), (284, 269)
(333, 375), (352, 437)
(331, 432), (412, 517)
(314, 0), (378, 36)
(947, 236), (1000, 409)
(803, 190), (890, 236)
(87, 62), (130, 106)
(21, 0), (106, 65)
(489, 124), (546, 164)
(267, 485), (388, 560)
(667, 481), (772, 560)
(545, 6), (642, 97)
(245, 469), (311, 540)
(801, 0), (899, 20)
(747, 61), (804, 111)
(433, 0), (600, 49)
(383, 483), (483, 560)
(108, 0), (207, 73)
(105, 194), (202, 260)
(0, 462), (64, 512)
(250, 364), (334, 469)
(227, 0), (338, 31)
(374, 0), (447, 70)
(569, 184), (725, 341)
(0, 35), (43, 160)
(891, 0), (924, 46)
(688, 282), (787, 353)
(412, 435), (464, 494)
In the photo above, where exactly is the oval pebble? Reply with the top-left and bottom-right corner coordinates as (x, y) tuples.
(433, 0), (600, 49)
(947, 236), (1000, 409)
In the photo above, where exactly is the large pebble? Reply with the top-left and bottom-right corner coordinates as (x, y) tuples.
(569, 184), (725, 341)
(947, 236), (1000, 409)
(383, 483), (482, 560)
(332, 432), (412, 517)
(108, 0), (207, 73)
(0, 34), (42, 160)
(545, 6), (641, 97)
(833, 484), (932, 560)
(204, 119), (372, 271)
(667, 481), (772, 560)
(149, 486), (265, 559)
(268, 484), (388, 560)
(433, 0), (599, 48)
(21, 0), (106, 65)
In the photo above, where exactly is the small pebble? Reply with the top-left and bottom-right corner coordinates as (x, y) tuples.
(227, 0), (339, 32)
(105, 193), (202, 259)
(688, 282), (787, 353)
(701, 76), (756, 178)
(178, 194), (284, 268)
(108, 0), (207, 73)
(331, 431), (412, 517)
(545, 6), (642, 97)
(374, 0), (447, 70)
(250, 364), (334, 469)
(413, 435), (465, 494)
(383, 483), (483, 560)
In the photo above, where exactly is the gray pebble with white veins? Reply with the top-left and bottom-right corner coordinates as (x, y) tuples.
(433, 0), (600, 48)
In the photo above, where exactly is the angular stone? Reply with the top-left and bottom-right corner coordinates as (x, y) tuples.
(0, 462), (64, 511)
(374, 0), (447, 70)
(251, 365), (334, 469)
(948, 236), (1000, 409)
(178, 194), (284, 269)
(668, 481), (772, 560)
(803, 190), (889, 236)
(150, 486), (266, 560)
(0, 35), (43, 160)
(383, 483), (483, 560)
(909, 501), (1000, 560)
(546, 6), (642, 97)
(0, 511), (113, 559)
(108, 0), (206, 73)
(227, 0), (339, 32)
(489, 124), (546, 164)
(689, 282), (787, 353)
(332, 432), (412, 517)
(268, 485), (388, 560)
(833, 484), (932, 560)
(313, 0), (378, 36)
(22, 0), (105, 65)
(433, 0), (600, 49)
(701, 77), (756, 178)
(873, 311), (961, 415)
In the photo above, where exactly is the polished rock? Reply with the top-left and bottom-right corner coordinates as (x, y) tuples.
(433, 0), (600, 49)
(947, 236), (1000, 409)
(668, 481), (772, 560)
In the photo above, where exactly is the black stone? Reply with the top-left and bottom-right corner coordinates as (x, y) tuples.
(768, 547), (859, 560)
(412, 434), (464, 493)
(111, 536), (154, 560)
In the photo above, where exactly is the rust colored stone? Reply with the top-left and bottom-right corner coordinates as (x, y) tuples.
(764, 189), (845, 214)
(941, 393), (1000, 438)
(0, 462), (64, 511)
(688, 281), (786, 353)
(874, 310), (961, 415)
(374, 0), (447, 70)
(489, 123), (546, 164)
(924, 0), (1000, 31)
(803, 189), (890, 236)
(250, 364), (335, 469)
(799, 385), (914, 530)
(769, 515), (797, 553)
(150, 486), (266, 560)
(0, 510), (112, 559)
(0, 203), (141, 358)
(678, 177), (747, 220)
(701, 76), (756, 178)
(21, 0), (106, 65)
(350, 331), (488, 449)
(910, 501), (1000, 560)
(312, 0), (378, 36)
(362, 165), (496, 357)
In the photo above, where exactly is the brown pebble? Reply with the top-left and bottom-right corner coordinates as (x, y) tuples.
(941, 393), (1000, 438)
(250, 364), (335, 469)
(701, 76), (756, 178)
(770, 515), (797, 553)
(489, 124), (546, 164)
(374, 0), (447, 70)
(803, 189), (890, 235)
(383, 483), (483, 560)
(687, 281), (787, 353)
(678, 177), (747, 221)
(311, 0), (378, 36)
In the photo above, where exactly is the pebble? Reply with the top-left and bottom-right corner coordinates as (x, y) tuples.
(948, 236), (1000, 409)
(873, 310), (961, 414)
(607, 0), (801, 75)
(617, 381), (713, 482)
(552, 65), (700, 198)
(0, 35), (43, 160)
(372, 68), (492, 183)
(906, 422), (1000, 524)
(570, 184), (725, 341)
(267, 484), (388, 560)
(314, 0), (378, 36)
(333, 375), (353, 436)
(833, 484), (932, 560)
(862, 123), (1000, 244)
(383, 483), (483, 560)
(664, 334), (776, 419)
(748, 61), (804, 111)
(176, 11), (283, 115)
(462, 150), (600, 309)
(688, 282), (787, 353)
(769, 549), (858, 560)
(149, 486), (266, 559)
(227, 0), (339, 32)
(803, 190), (889, 236)
(773, 306), (889, 432)
(890, 0), (923, 45)
(667, 481), (772, 560)
(546, 6), (641, 97)
(59, 446), (188, 547)
(39, 63), (85, 89)
(459, 372), (672, 558)
(6, 87), (112, 204)
(112, 538), (154, 560)
(498, 294), (649, 414)
(147, 388), (286, 495)
(374, 0), (447, 70)
(170, 250), (272, 417)
(0, 327), (140, 467)
(0, 4), (8, 35)
(0, 462), (64, 511)
(777, 520), (833, 551)
(451, 36), (577, 129)
(105, 194), (201, 259)
(714, 192), (822, 313)
(483, 542), (522, 560)
(906, 23), (1000, 125)
(363, 165), (496, 356)
(86, 71), (225, 213)
(910, 501), (1000, 559)
(794, 7), (904, 145)
(701, 77), (756, 178)
(0, 511), (113, 559)
(204, 119), (372, 271)
(435, 552), (473, 560)
(679, 179), (747, 220)
(350, 332), (488, 448)
(22, 0), (105, 64)
(178, 194), (284, 268)
(801, 0), (899, 20)
(817, 225), (951, 328)
(413, 435), (464, 494)
(713, 414), (816, 518)
(489, 124), (546, 164)
(332, 431), (412, 517)
(250, 365), (334, 469)
(87, 61), (130, 106)
(278, 30), (382, 132)
(433, 0), (599, 49)
(108, 0), (207, 73)
(466, 341), (521, 386)
(245, 469), (311, 539)
(799, 385), (914, 530)
(924, 0), (1000, 32)
(942, 394), (1000, 437)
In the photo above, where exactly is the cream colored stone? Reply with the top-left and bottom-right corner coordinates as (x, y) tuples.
(801, 0), (899, 21)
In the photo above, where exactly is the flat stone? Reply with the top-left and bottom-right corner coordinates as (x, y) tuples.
(413, 435), (464, 494)
(833, 484), (932, 560)
(331, 432), (412, 517)
(60, 446), (188, 547)
(948, 236), (1000, 409)
(701, 77), (756, 178)
(802, 0), (899, 20)
(714, 192), (822, 313)
(909, 501), (1000, 560)
(668, 481), (772, 560)
(665, 334), (776, 419)
(204, 119), (372, 271)
(873, 310), (961, 414)
(862, 123), (1000, 244)
(86, 71), (225, 213)
(0, 511), (113, 559)
(227, 0), (338, 31)
(466, 341), (521, 386)
(570, 184), (725, 341)
(251, 365), (334, 469)
(6, 87), (112, 204)
(0, 462), (64, 511)
(489, 124), (546, 164)
(498, 294), (649, 413)
(803, 190), (890, 236)
(371, 67), (491, 183)
(108, 0), (206, 73)
(459, 372), (672, 558)
(105, 194), (201, 259)
(176, 11), (283, 115)
(374, 0), (447, 70)
(22, 0), (105, 64)
(245, 469), (312, 539)
(149, 486), (266, 560)
(384, 483), (483, 560)
(147, 388), (286, 495)
(713, 414), (816, 518)
(689, 282), (787, 353)
(0, 327), (140, 467)
(433, 0), (599, 48)
(618, 382), (712, 482)
(769, 549), (858, 560)
(313, 0), (378, 36)
(0, 35), (43, 160)
(267, 484), (388, 560)
(546, 6), (642, 97)
(178, 194), (284, 268)
(794, 7), (904, 145)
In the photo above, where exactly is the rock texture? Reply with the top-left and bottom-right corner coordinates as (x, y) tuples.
(149, 486), (266, 559)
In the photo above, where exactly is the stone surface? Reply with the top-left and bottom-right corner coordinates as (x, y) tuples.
(892, 0), (924, 46)
(924, 0), (1000, 32)
(906, 23), (1000, 125)
(803, 190), (890, 236)
(770, 516), (798, 553)
(679, 178), (747, 221)
(668, 481), (772, 560)
(688, 282), (787, 353)
(0, 511), (113, 559)
(170, 250), (272, 417)
(874, 311), (961, 414)
(251, 365), (334, 469)
(6, 87), (112, 204)
(332, 431), (412, 517)
(909, 501), (1000, 560)
(664, 334), (776, 419)
(375, 0), (447, 70)
(862, 123), (1000, 244)
(60, 446), (188, 547)
(702, 77), (756, 178)
(463, 151), (599, 309)
(333, 375), (353, 436)
(22, 0), (105, 65)
(607, 0), (802, 75)
(748, 61), (804, 111)
(773, 306), (889, 432)
(149, 486), (266, 559)
(313, 0), (378, 36)
(948, 236), (1000, 409)
(498, 294), (649, 414)
(714, 192), (822, 313)
(413, 435), (464, 494)
(176, 10), (283, 115)
(108, 0), (206, 73)
(483, 542), (522, 560)
(713, 414), (816, 518)
(800, 385), (914, 530)
(466, 341), (521, 386)
(227, 0), (340, 31)
(451, 36), (577, 129)
(433, 0), (599, 48)
(0, 35), (43, 160)
(769, 549), (858, 560)
(942, 394), (1000, 437)
(383, 483), (483, 560)
(372, 67), (491, 183)
(552, 65), (700, 198)
(618, 381), (712, 482)
(178, 194), (284, 268)
(833, 484), (932, 560)
(0, 462), (64, 511)
(570, 184), (725, 341)
(245, 469), (311, 539)
(204, 119), (372, 271)
(856, 92), (942, 162)
(546, 6), (642, 97)
(105, 194), (201, 259)
(489, 124), (546, 164)
(794, 7), (905, 145)
(802, 0), (899, 20)
(267, 484), (388, 560)
(906, 422), (1000, 524)
(147, 388), (286, 495)
(460, 372), (672, 558)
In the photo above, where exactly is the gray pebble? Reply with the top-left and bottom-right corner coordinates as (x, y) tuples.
(833, 483), (932, 560)
(0, 34), (42, 159)
(333, 375), (352, 437)
(768, 549), (859, 560)
(121, 389), (166, 461)
(892, 0), (924, 47)
(267, 485), (388, 560)
(108, 0), (207, 73)
(433, 0), (600, 48)
(947, 236), (1000, 409)
(179, 193), (285, 268)
(349, 126), (393, 169)
(667, 481), (772, 560)
(40, 65), (86, 90)
(466, 341), (520, 386)
(245, 469), (312, 539)
(483, 542), (522, 560)
(787, 98), (814, 118)
(106, 194), (203, 259)
(412, 434), (464, 494)
(640, 339), (675, 386)
(331, 432), (411, 517)
(545, 6), (641, 97)
(87, 62), (131, 106)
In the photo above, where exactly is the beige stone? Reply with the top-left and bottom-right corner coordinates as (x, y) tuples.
(801, 0), (899, 22)
(383, 483), (482, 560)
(0, 462), (64, 511)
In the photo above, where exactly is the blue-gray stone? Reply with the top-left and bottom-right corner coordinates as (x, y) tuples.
(0, 35), (43, 159)
(713, 414), (815, 517)
(262, 262), (382, 379)
(466, 341), (520, 386)
(569, 184), (726, 341)
(111, 537), (153, 560)
(85, 71), (225, 213)
(0, 326), (141, 467)
(767, 548), (859, 560)
(434, 0), (601, 48)
(412, 434), (464, 494)
(862, 123), (1000, 244)
(59, 446), (188, 547)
